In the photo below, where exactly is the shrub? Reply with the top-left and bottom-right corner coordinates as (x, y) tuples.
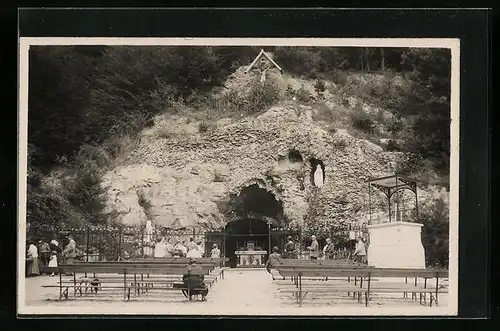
(245, 79), (281, 113)
(285, 83), (295, 99)
(331, 70), (348, 85)
(387, 118), (404, 134)
(314, 80), (326, 93)
(385, 139), (401, 151)
(295, 85), (313, 104)
(349, 108), (375, 133)
(420, 197), (449, 268)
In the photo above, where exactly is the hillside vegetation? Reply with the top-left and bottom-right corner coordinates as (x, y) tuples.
(27, 46), (450, 266)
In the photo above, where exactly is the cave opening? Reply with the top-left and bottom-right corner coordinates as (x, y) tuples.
(288, 149), (303, 163)
(224, 184), (286, 267)
(310, 158), (326, 187)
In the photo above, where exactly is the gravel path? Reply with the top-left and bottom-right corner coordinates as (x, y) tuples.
(20, 269), (451, 316)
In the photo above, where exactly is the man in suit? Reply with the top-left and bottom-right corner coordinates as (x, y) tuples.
(37, 239), (51, 274)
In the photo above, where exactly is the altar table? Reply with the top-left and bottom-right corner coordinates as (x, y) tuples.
(235, 250), (267, 267)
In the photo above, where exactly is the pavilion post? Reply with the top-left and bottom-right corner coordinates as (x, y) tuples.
(268, 220), (271, 256)
(415, 184), (419, 222)
(387, 189), (392, 223)
(368, 183), (372, 225)
(395, 177), (400, 222)
(222, 229), (226, 267)
(86, 226), (90, 262)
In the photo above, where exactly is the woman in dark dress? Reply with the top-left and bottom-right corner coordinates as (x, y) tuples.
(284, 237), (296, 259)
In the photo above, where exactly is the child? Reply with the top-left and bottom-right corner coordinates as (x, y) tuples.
(48, 250), (58, 276)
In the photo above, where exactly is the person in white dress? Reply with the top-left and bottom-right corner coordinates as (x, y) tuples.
(154, 237), (166, 258)
(186, 240), (202, 259)
(48, 250), (58, 276)
(196, 239), (205, 258)
(211, 244), (221, 258)
(186, 247), (202, 259)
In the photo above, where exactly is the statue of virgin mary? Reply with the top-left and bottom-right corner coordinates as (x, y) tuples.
(313, 164), (324, 188)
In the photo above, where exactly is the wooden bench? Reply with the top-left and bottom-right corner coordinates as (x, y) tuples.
(41, 263), (218, 302)
(275, 266), (448, 307)
(70, 258), (226, 279)
(131, 257), (229, 268)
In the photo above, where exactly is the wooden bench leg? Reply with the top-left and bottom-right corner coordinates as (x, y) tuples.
(59, 272), (63, 300)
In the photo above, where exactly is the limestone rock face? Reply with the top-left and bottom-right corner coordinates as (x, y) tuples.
(102, 105), (401, 229)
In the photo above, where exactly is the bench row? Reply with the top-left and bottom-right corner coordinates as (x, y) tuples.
(273, 266), (448, 307)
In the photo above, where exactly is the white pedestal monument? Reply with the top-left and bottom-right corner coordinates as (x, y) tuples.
(367, 222), (426, 269)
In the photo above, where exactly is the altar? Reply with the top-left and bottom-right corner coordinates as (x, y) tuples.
(234, 241), (267, 267)
(235, 250), (267, 267)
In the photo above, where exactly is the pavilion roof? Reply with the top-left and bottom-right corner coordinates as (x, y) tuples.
(366, 175), (418, 189)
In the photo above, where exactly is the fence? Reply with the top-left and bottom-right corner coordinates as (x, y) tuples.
(26, 222), (368, 261)
(26, 223), (207, 262)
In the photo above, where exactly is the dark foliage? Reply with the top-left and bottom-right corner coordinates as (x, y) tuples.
(420, 198), (449, 267)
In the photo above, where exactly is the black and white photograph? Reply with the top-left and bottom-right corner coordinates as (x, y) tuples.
(18, 38), (459, 315)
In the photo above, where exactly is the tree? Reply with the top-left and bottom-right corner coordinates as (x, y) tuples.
(420, 196), (449, 267)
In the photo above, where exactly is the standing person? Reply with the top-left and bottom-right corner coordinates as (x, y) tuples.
(26, 241), (40, 277)
(307, 235), (320, 260)
(38, 239), (51, 274)
(165, 238), (174, 257)
(174, 240), (186, 257)
(323, 238), (335, 260)
(196, 239), (204, 257)
(48, 250), (58, 276)
(62, 235), (76, 276)
(186, 240), (202, 259)
(154, 237), (166, 258)
(284, 236), (296, 259)
(180, 241), (188, 257)
(353, 237), (367, 264)
(49, 239), (61, 274)
(187, 238), (198, 253)
(211, 244), (221, 258)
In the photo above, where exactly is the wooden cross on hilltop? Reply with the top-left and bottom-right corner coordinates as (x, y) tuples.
(245, 49), (283, 74)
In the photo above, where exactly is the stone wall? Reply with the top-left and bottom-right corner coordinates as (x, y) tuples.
(102, 104), (401, 229)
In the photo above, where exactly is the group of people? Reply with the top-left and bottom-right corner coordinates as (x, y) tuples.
(26, 234), (77, 277)
(153, 237), (222, 259)
(306, 235), (367, 263)
(265, 235), (367, 273)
